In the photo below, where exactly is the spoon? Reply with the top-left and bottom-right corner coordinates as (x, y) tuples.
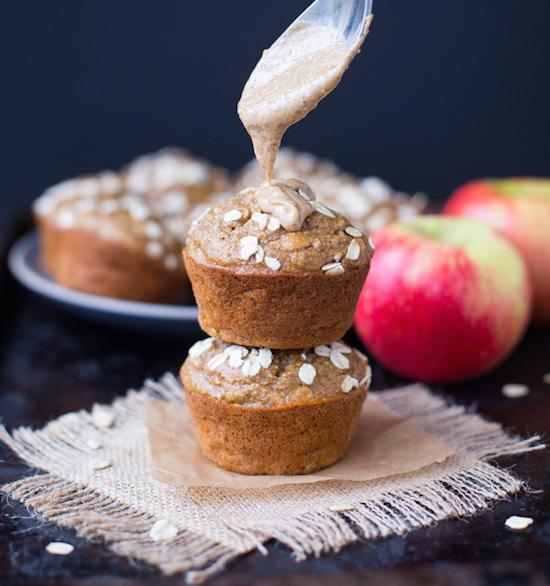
(238, 0), (374, 183)
(290, 0), (373, 50)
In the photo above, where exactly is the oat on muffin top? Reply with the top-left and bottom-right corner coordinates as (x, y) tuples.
(186, 180), (374, 274)
(183, 338), (371, 408)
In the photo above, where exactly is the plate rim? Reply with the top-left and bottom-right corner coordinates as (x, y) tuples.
(8, 231), (199, 321)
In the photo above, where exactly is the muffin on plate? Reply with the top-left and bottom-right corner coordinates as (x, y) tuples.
(236, 147), (427, 234)
(183, 180), (374, 349)
(34, 150), (230, 303)
(181, 337), (371, 475)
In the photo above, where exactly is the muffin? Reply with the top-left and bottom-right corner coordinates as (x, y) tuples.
(34, 151), (230, 303)
(236, 147), (428, 233)
(183, 180), (374, 349)
(181, 337), (372, 475)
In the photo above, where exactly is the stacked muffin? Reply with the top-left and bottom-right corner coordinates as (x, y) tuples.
(180, 179), (374, 475)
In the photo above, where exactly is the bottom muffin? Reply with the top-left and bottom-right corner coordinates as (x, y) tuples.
(180, 338), (372, 475)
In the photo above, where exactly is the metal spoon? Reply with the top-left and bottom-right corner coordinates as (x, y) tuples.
(290, 0), (373, 50)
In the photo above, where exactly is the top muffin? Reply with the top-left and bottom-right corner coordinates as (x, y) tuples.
(183, 180), (375, 349)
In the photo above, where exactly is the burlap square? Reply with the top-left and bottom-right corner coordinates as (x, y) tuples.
(0, 373), (542, 583)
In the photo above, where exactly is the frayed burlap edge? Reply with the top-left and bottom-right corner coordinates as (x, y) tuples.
(0, 374), (544, 584)
(2, 474), (241, 581)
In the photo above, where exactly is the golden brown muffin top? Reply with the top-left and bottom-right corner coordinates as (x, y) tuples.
(33, 149), (230, 272)
(185, 181), (374, 274)
(182, 338), (371, 408)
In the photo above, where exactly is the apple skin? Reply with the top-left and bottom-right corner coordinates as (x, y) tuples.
(443, 178), (550, 326)
(354, 216), (532, 383)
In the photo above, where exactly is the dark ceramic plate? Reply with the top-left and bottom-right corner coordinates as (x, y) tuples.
(8, 231), (200, 333)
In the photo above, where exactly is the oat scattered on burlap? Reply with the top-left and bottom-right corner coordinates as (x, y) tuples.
(0, 374), (543, 584)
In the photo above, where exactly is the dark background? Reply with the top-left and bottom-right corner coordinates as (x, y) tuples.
(2, 0), (550, 225)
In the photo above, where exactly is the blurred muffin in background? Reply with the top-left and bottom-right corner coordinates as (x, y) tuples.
(34, 149), (231, 303)
(235, 148), (428, 233)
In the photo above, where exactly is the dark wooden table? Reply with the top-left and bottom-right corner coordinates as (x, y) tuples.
(1, 219), (549, 585)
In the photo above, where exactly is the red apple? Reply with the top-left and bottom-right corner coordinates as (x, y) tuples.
(354, 216), (532, 383)
(444, 178), (550, 326)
